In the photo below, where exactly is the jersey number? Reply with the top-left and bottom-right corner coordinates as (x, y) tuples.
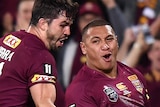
(44, 64), (52, 74)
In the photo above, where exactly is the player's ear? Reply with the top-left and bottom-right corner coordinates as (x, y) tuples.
(115, 35), (119, 48)
(80, 42), (86, 55)
(38, 18), (48, 31)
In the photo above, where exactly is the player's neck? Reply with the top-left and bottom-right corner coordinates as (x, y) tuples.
(27, 25), (50, 49)
(104, 66), (117, 79)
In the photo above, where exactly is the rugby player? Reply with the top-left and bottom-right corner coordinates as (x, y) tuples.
(65, 19), (150, 107)
(0, 0), (78, 106)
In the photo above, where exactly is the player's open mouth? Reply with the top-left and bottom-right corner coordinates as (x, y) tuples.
(59, 36), (68, 44)
(102, 53), (112, 61)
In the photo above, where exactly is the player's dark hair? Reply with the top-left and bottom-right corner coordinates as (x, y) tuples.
(30, 0), (79, 25)
(81, 18), (111, 41)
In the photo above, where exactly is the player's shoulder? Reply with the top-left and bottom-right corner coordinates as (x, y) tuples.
(117, 61), (144, 80)
(69, 65), (96, 84)
(10, 30), (56, 64)
(66, 65), (98, 96)
(33, 49), (56, 65)
(65, 66), (103, 107)
(0, 30), (26, 46)
(10, 30), (30, 39)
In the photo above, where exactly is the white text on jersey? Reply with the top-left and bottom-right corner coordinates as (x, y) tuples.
(0, 46), (14, 61)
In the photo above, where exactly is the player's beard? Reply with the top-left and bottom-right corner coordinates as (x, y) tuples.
(46, 32), (57, 50)
(49, 39), (57, 50)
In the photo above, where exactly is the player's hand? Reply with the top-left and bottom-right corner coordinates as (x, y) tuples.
(101, 0), (116, 8)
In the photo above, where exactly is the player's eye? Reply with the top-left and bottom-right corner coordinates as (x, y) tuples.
(60, 24), (67, 28)
(106, 35), (114, 42)
(92, 39), (100, 44)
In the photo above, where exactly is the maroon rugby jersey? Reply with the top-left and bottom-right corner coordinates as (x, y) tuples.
(65, 62), (150, 107)
(136, 65), (160, 107)
(0, 30), (57, 107)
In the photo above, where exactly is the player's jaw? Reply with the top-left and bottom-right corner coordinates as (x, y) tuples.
(46, 33), (68, 50)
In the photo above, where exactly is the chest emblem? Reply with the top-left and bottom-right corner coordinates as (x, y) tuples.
(103, 86), (118, 102)
(128, 74), (144, 94)
(3, 35), (21, 48)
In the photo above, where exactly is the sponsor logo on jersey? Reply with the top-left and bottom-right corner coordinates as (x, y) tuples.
(116, 82), (131, 97)
(31, 74), (56, 83)
(69, 104), (76, 107)
(128, 75), (144, 94)
(116, 82), (127, 91)
(103, 86), (118, 102)
(3, 34), (21, 48)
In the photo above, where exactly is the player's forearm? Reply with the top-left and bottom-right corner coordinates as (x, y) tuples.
(150, 15), (160, 36)
(35, 100), (56, 107)
(124, 43), (143, 67)
(30, 83), (56, 107)
(117, 42), (130, 61)
(34, 89), (56, 107)
(102, 0), (117, 9)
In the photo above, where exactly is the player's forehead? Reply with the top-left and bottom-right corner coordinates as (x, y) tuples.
(58, 11), (73, 23)
(87, 25), (114, 36)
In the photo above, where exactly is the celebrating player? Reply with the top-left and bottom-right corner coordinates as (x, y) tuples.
(65, 19), (150, 107)
(0, 0), (78, 106)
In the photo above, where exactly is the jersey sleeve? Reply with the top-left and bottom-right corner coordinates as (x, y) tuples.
(27, 51), (57, 88)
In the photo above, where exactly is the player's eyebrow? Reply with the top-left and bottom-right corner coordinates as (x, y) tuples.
(61, 20), (73, 26)
(59, 11), (73, 21)
(91, 36), (100, 39)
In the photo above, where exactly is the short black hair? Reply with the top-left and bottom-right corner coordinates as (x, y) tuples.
(30, 0), (79, 25)
(81, 18), (112, 41)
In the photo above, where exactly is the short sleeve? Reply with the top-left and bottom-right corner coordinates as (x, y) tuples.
(27, 51), (57, 87)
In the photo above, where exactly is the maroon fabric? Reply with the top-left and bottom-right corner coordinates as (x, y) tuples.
(0, 30), (57, 106)
(137, 64), (160, 107)
(135, 6), (155, 25)
(78, 2), (103, 17)
(66, 62), (150, 107)
(0, 0), (19, 21)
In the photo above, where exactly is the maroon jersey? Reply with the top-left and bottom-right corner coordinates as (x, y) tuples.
(65, 62), (150, 107)
(0, 30), (57, 107)
(137, 65), (160, 107)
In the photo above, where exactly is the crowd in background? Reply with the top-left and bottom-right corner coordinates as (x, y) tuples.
(0, 0), (160, 107)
